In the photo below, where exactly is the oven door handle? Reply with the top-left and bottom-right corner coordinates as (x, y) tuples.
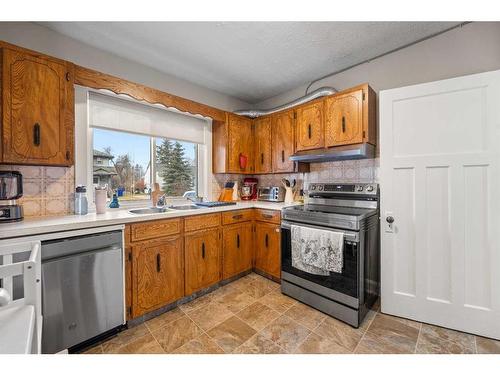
(280, 220), (359, 242)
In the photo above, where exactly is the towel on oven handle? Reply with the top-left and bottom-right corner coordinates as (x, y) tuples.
(291, 225), (344, 275)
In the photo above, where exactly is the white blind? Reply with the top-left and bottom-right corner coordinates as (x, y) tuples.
(88, 92), (209, 144)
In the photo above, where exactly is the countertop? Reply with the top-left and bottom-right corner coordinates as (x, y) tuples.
(0, 201), (300, 240)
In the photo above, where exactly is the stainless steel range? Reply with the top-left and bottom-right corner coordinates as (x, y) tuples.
(281, 183), (379, 328)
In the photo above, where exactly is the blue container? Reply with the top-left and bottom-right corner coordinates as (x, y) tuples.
(109, 193), (120, 209)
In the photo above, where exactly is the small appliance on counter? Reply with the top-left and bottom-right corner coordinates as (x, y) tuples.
(257, 186), (285, 202)
(241, 177), (258, 200)
(0, 171), (24, 222)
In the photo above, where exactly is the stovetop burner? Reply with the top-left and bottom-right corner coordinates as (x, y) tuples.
(282, 183), (379, 230)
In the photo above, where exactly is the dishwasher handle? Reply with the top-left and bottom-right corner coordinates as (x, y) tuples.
(42, 230), (122, 261)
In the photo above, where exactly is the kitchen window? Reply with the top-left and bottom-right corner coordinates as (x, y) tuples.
(75, 88), (212, 209)
(92, 128), (198, 202)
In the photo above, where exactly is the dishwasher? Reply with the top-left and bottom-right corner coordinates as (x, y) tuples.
(41, 229), (125, 354)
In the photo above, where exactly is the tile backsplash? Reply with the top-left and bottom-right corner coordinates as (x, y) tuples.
(2, 158), (378, 218)
(212, 158), (380, 200)
(0, 165), (74, 218)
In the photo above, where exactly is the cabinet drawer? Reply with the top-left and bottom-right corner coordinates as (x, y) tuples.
(254, 209), (281, 224)
(222, 209), (254, 225)
(130, 218), (181, 242)
(184, 213), (221, 232)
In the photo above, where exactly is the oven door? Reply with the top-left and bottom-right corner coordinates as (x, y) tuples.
(281, 220), (360, 308)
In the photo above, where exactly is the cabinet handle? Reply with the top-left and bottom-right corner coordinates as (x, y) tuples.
(265, 234), (269, 248)
(156, 253), (161, 272)
(281, 150), (285, 163)
(308, 124), (312, 139)
(202, 242), (205, 259)
(66, 151), (70, 160)
(33, 123), (41, 146)
(263, 214), (273, 219)
(261, 153), (264, 165)
(342, 116), (346, 133)
(232, 214), (243, 220)
(236, 234), (240, 249)
(65, 72), (71, 81)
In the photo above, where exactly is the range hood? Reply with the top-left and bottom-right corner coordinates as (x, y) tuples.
(290, 143), (375, 163)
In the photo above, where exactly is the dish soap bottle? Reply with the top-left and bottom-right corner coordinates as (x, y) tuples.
(109, 192), (120, 209)
(74, 185), (88, 215)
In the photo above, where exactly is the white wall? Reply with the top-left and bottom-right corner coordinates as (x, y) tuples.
(0, 22), (250, 111)
(255, 22), (500, 109)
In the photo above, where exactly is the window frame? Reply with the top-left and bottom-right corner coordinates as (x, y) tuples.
(75, 86), (212, 211)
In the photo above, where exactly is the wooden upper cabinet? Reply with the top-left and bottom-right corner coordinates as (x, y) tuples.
(253, 116), (272, 174)
(1, 48), (74, 166)
(222, 222), (253, 280)
(325, 88), (364, 147)
(185, 228), (221, 295)
(271, 110), (295, 173)
(131, 235), (184, 318)
(227, 113), (254, 173)
(295, 100), (324, 151)
(254, 222), (281, 279)
(325, 84), (377, 147)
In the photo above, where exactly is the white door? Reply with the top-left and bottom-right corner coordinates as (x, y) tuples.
(380, 70), (500, 340)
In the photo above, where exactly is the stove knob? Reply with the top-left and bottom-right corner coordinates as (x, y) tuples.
(366, 185), (374, 192)
(311, 185), (316, 190)
(318, 185), (323, 191)
(356, 186), (363, 192)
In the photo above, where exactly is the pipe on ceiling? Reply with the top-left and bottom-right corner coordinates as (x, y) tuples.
(233, 86), (337, 118)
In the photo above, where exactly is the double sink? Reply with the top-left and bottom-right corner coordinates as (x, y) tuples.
(129, 205), (202, 215)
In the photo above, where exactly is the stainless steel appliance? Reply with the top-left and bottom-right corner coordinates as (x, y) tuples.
(257, 186), (285, 202)
(0, 171), (23, 222)
(281, 183), (379, 327)
(41, 230), (124, 353)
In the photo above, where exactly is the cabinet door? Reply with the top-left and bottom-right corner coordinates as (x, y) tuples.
(132, 235), (184, 317)
(295, 101), (324, 151)
(254, 117), (272, 173)
(185, 229), (221, 295)
(255, 222), (281, 279)
(1, 48), (74, 165)
(325, 89), (363, 147)
(227, 114), (254, 173)
(222, 222), (253, 280)
(272, 110), (295, 173)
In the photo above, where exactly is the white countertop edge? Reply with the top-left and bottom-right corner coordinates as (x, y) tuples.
(0, 201), (301, 240)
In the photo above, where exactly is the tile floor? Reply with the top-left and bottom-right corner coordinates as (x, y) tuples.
(81, 273), (500, 354)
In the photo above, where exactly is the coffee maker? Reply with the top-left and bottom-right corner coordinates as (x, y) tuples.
(0, 171), (24, 222)
(241, 177), (258, 200)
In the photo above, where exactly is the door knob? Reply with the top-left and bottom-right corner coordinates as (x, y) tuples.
(386, 216), (395, 224)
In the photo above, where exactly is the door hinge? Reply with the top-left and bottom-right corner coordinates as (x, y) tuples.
(362, 92), (366, 101)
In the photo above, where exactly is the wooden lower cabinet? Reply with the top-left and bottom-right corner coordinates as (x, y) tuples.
(131, 235), (184, 318)
(125, 246), (132, 320)
(125, 209), (283, 320)
(254, 222), (281, 279)
(185, 228), (221, 295)
(222, 222), (253, 280)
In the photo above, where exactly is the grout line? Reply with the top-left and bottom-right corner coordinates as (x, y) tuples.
(413, 321), (422, 354)
(352, 311), (377, 354)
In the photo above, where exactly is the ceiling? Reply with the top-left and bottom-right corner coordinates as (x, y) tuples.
(41, 22), (461, 104)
